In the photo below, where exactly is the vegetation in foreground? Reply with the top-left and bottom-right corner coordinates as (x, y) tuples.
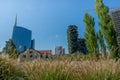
(0, 55), (120, 80)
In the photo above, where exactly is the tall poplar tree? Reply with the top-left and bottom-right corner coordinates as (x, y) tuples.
(67, 25), (78, 54)
(84, 13), (98, 57)
(95, 0), (119, 58)
(97, 30), (106, 57)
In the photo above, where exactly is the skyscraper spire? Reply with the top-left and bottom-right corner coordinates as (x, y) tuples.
(14, 14), (17, 27)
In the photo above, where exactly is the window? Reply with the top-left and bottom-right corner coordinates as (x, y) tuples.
(29, 51), (33, 53)
(35, 55), (38, 58)
(46, 54), (48, 58)
(40, 54), (43, 58)
(30, 55), (33, 58)
(23, 55), (26, 58)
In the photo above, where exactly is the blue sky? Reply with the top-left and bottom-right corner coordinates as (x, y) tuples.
(0, 0), (120, 53)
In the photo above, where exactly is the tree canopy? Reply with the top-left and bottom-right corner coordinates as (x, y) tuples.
(2, 39), (17, 58)
(95, 0), (119, 58)
(84, 13), (98, 57)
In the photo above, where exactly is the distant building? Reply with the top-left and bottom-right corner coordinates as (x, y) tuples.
(18, 49), (40, 62)
(18, 49), (52, 62)
(62, 48), (65, 55)
(31, 39), (35, 49)
(12, 16), (35, 53)
(38, 50), (52, 59)
(54, 46), (65, 55)
(110, 8), (120, 46)
(77, 38), (87, 54)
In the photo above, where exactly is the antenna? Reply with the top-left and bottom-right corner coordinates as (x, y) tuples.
(14, 14), (17, 27)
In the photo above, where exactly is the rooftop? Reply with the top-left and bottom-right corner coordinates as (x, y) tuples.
(38, 50), (52, 54)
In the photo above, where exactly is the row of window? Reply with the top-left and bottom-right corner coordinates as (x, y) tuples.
(22, 54), (49, 59)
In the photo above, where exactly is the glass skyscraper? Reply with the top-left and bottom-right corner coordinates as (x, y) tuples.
(12, 16), (35, 53)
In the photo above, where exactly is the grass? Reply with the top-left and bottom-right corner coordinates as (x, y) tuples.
(0, 55), (120, 80)
(0, 56), (28, 80)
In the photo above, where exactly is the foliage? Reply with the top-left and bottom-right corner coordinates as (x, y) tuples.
(95, 0), (119, 58)
(97, 30), (106, 57)
(67, 25), (78, 54)
(77, 38), (87, 54)
(83, 13), (99, 57)
(0, 56), (27, 80)
(2, 39), (17, 58)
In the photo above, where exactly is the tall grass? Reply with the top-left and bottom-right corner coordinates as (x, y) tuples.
(0, 56), (28, 80)
(0, 55), (120, 80)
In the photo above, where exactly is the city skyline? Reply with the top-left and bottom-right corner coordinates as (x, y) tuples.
(0, 0), (120, 53)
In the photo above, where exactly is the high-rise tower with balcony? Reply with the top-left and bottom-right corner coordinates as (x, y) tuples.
(110, 8), (120, 46)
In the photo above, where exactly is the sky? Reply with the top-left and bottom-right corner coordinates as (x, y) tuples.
(0, 0), (120, 53)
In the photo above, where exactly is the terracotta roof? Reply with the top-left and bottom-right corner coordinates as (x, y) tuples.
(38, 50), (52, 54)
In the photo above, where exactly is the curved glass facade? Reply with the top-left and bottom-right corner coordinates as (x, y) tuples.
(12, 26), (32, 53)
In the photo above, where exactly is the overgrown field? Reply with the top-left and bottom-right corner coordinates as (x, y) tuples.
(0, 55), (120, 80)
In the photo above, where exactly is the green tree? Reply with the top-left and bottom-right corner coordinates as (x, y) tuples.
(97, 30), (106, 57)
(95, 0), (119, 58)
(2, 39), (17, 58)
(84, 13), (98, 57)
(67, 25), (78, 54)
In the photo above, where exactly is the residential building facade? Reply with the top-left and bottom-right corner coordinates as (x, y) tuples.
(77, 38), (87, 54)
(54, 46), (65, 55)
(38, 50), (52, 59)
(18, 49), (52, 62)
(110, 8), (120, 46)
(18, 49), (40, 62)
